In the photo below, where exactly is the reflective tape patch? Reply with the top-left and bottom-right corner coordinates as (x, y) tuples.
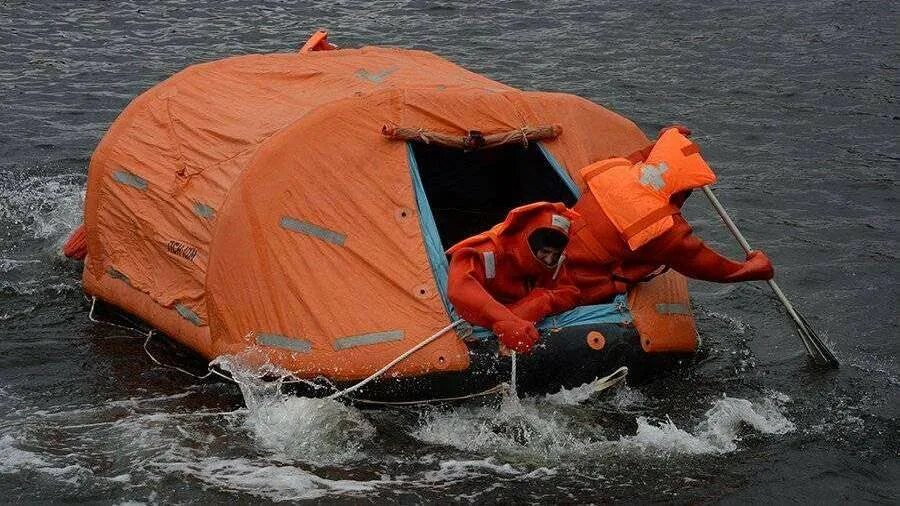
(193, 202), (216, 219)
(332, 329), (404, 351)
(656, 303), (690, 315)
(639, 162), (669, 191)
(256, 333), (312, 354)
(175, 304), (202, 326)
(112, 170), (147, 191)
(482, 251), (496, 280)
(354, 66), (398, 83)
(280, 216), (346, 246)
(551, 214), (571, 233)
(106, 266), (130, 284)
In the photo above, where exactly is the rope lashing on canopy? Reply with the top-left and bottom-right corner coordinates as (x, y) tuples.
(381, 124), (562, 150)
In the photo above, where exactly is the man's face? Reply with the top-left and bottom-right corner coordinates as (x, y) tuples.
(535, 246), (563, 268)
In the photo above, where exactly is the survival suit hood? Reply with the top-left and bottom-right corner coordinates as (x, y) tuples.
(447, 202), (580, 280)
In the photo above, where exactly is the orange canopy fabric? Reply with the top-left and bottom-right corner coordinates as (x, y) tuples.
(82, 44), (651, 380)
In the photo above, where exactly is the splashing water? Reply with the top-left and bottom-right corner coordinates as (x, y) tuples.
(415, 379), (795, 461)
(620, 394), (796, 454)
(0, 172), (85, 245)
(214, 356), (375, 465)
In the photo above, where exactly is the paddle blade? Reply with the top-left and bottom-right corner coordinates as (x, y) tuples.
(795, 313), (839, 368)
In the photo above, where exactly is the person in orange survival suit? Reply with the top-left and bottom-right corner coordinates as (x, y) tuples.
(447, 202), (582, 354)
(566, 127), (775, 304)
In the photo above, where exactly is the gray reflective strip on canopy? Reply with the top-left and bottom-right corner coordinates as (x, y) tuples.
(656, 303), (690, 315)
(482, 251), (496, 280)
(332, 329), (404, 351)
(193, 202), (216, 219)
(111, 170), (147, 191)
(255, 333), (312, 353)
(106, 266), (130, 284)
(175, 304), (203, 326)
(280, 216), (346, 246)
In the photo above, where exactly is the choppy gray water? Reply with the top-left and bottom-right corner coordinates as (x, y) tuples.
(0, 1), (897, 503)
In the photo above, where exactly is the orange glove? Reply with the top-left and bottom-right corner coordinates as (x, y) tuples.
(732, 250), (775, 281)
(509, 286), (580, 323)
(492, 319), (540, 354)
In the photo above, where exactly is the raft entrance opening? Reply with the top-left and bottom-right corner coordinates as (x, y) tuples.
(410, 142), (577, 248)
(405, 140), (626, 333)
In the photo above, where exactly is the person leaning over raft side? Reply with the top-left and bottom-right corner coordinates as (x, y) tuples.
(447, 202), (581, 355)
(565, 126), (775, 305)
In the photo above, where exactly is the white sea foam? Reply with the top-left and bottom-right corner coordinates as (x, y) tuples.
(0, 172), (85, 243)
(542, 377), (610, 406)
(216, 356), (375, 464)
(154, 456), (378, 501)
(0, 434), (50, 473)
(416, 390), (795, 459)
(542, 373), (636, 406)
(705, 310), (747, 334)
(0, 258), (41, 273)
(413, 392), (605, 460)
(619, 394), (795, 454)
(0, 434), (92, 485)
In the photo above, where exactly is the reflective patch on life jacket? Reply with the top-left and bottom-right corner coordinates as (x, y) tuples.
(639, 162), (669, 191)
(551, 214), (571, 233)
(482, 251), (496, 280)
(111, 170), (147, 191)
(280, 216), (346, 246)
(655, 302), (690, 315)
(255, 332), (312, 353)
(174, 303), (203, 326)
(332, 329), (405, 350)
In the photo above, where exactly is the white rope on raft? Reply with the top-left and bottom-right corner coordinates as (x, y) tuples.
(326, 319), (465, 400)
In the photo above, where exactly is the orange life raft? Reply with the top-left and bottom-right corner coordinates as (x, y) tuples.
(73, 32), (698, 399)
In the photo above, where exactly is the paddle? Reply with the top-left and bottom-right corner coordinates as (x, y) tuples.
(701, 186), (839, 368)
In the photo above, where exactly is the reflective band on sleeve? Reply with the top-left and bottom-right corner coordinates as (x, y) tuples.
(256, 333), (312, 353)
(280, 216), (346, 246)
(656, 303), (690, 315)
(112, 170), (147, 191)
(551, 214), (571, 233)
(193, 202), (216, 219)
(482, 251), (496, 280)
(175, 304), (203, 326)
(332, 329), (404, 350)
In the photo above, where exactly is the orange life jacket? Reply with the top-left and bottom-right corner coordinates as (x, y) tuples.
(581, 129), (716, 251)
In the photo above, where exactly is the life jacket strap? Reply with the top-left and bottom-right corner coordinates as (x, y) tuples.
(621, 204), (679, 241)
(612, 265), (671, 285)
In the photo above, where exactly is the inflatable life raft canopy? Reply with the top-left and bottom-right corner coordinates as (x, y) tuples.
(81, 32), (696, 381)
